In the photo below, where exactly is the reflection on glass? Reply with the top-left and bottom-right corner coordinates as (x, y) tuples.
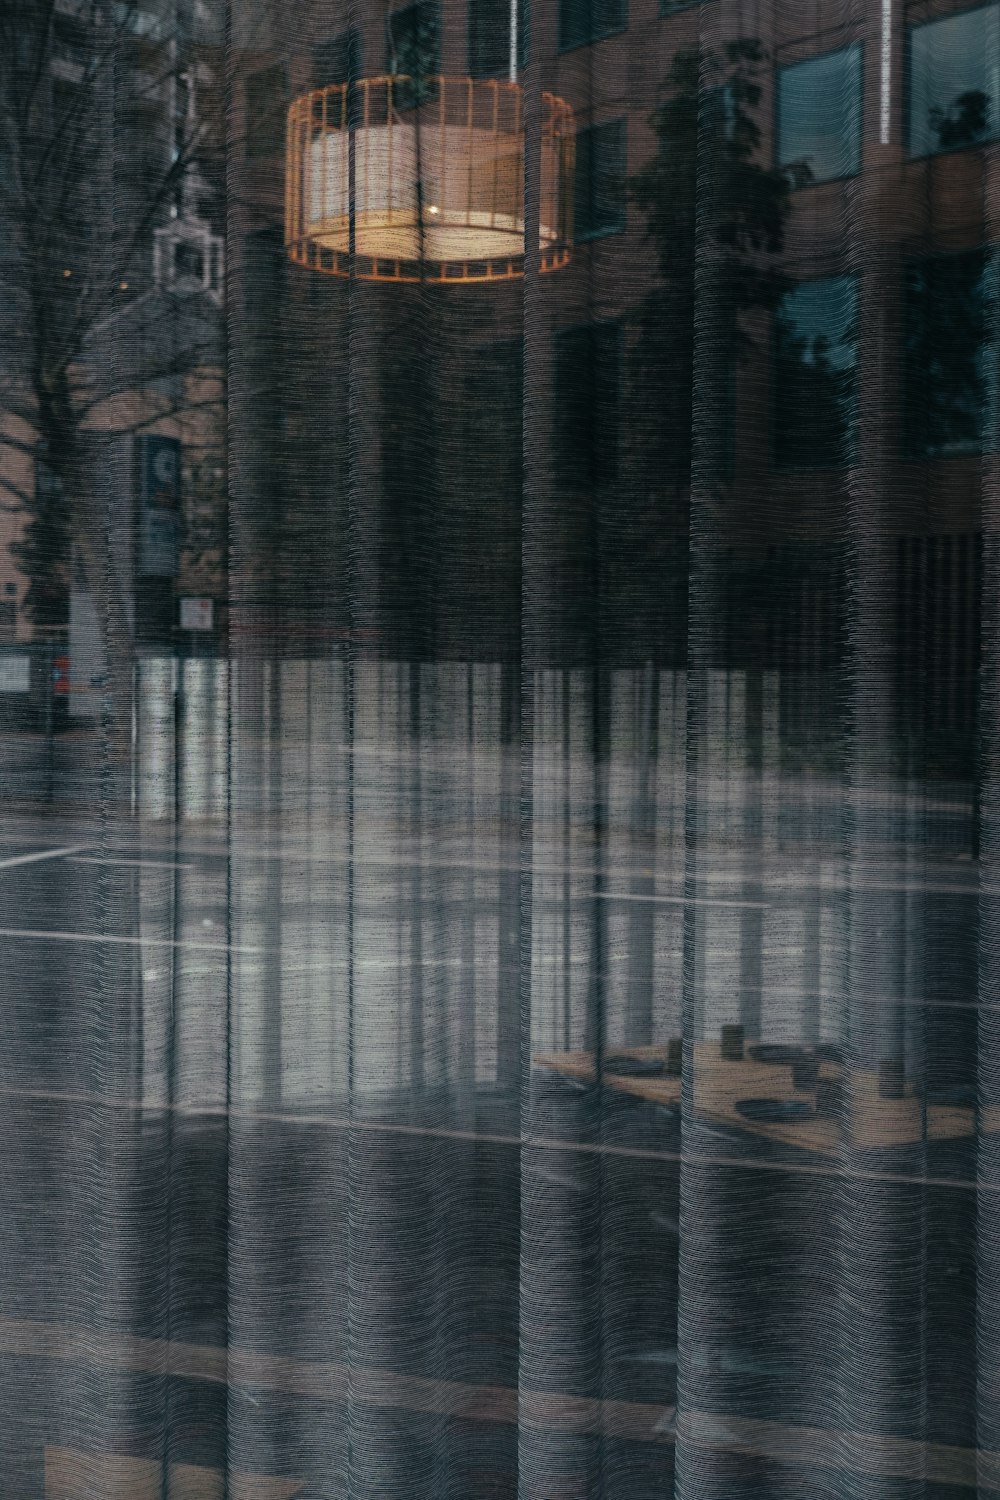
(908, 3), (1000, 157)
(904, 249), (997, 457)
(773, 275), (858, 468)
(387, 0), (440, 74)
(559, 0), (625, 52)
(244, 64), (287, 158)
(574, 120), (626, 240)
(776, 44), (862, 184)
(0, 1), (995, 1494)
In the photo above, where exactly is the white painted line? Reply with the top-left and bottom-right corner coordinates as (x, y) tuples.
(0, 926), (263, 955)
(66, 856), (194, 871)
(0, 844), (87, 870)
(596, 891), (768, 910)
(881, 0), (894, 144)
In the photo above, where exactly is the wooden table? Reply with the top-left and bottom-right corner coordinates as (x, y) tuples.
(534, 1043), (979, 1157)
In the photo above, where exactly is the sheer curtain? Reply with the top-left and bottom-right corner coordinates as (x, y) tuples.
(0, 0), (996, 1495)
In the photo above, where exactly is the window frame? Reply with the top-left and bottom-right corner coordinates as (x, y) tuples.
(775, 40), (864, 189)
(904, 0), (1000, 161)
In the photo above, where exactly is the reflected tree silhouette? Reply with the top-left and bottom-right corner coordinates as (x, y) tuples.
(773, 322), (856, 469)
(904, 248), (992, 458)
(930, 88), (991, 151)
(623, 38), (802, 658)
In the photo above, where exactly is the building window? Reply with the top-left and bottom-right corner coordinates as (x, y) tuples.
(774, 276), (858, 469)
(313, 27), (362, 89)
(469, 0), (529, 76)
(908, 4), (1000, 158)
(245, 65), (288, 159)
(776, 44), (862, 185)
(904, 250), (997, 457)
(574, 120), (626, 241)
(559, 0), (625, 54)
(51, 10), (89, 78)
(555, 323), (620, 488)
(387, 2), (440, 76)
(660, 0), (699, 12)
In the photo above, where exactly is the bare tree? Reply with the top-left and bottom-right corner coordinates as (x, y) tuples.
(0, 0), (224, 773)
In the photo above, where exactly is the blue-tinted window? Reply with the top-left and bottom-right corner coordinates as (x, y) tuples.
(777, 45), (862, 185)
(574, 120), (626, 241)
(908, 4), (1000, 157)
(904, 250), (997, 457)
(559, 0), (625, 53)
(774, 276), (858, 468)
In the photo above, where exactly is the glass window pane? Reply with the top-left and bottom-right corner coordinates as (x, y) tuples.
(774, 276), (858, 468)
(908, 4), (1000, 157)
(387, 1), (440, 75)
(777, 45), (862, 184)
(904, 250), (997, 457)
(559, 0), (625, 53)
(574, 120), (626, 240)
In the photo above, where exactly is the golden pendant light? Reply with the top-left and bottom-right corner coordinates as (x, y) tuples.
(285, 29), (574, 285)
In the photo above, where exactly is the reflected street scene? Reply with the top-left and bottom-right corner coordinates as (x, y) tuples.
(0, 0), (997, 1497)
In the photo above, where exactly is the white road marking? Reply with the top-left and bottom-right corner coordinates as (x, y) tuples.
(66, 856), (194, 870)
(0, 844), (87, 870)
(0, 925), (262, 955)
(596, 891), (768, 909)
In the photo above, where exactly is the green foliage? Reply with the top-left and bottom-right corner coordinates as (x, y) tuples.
(904, 249), (993, 457)
(628, 38), (802, 494)
(930, 88), (991, 152)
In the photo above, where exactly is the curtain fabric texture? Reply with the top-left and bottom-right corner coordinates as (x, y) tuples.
(0, 0), (996, 1495)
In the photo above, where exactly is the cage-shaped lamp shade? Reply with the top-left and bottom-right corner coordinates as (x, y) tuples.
(286, 77), (574, 283)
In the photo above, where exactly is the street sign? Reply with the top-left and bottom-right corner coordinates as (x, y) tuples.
(0, 655), (30, 692)
(179, 597), (214, 632)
